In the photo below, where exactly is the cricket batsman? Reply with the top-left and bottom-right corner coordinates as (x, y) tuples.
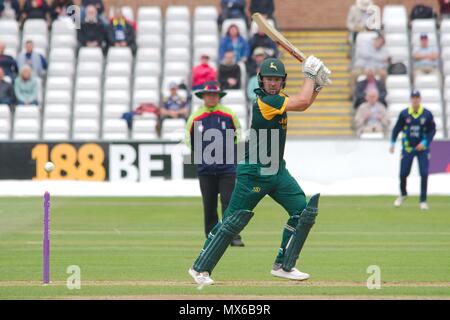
(188, 56), (331, 285)
(390, 90), (436, 210)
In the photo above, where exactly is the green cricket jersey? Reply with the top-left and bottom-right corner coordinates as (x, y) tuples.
(244, 88), (289, 167)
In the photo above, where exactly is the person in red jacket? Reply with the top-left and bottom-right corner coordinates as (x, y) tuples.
(192, 53), (217, 90)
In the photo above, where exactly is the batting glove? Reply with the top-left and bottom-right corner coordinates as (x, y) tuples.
(303, 56), (323, 80)
(314, 65), (332, 92)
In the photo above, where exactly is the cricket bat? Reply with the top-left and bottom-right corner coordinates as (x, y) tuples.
(252, 13), (307, 63)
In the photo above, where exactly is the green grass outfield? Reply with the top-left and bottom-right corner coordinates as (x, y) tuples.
(0, 196), (450, 300)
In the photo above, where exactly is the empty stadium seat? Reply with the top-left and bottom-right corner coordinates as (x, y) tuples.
(134, 77), (159, 90)
(103, 104), (130, 119)
(138, 21), (162, 35)
(13, 118), (41, 140)
(43, 118), (70, 140)
(107, 47), (133, 63)
(45, 90), (72, 105)
(165, 21), (191, 35)
(386, 89), (410, 103)
(77, 62), (103, 77)
(137, 6), (162, 22)
(105, 77), (130, 91)
(386, 75), (410, 89)
(105, 63), (132, 78)
(49, 48), (75, 63)
(78, 47), (104, 63)
(166, 6), (190, 21)
(194, 21), (219, 36)
(75, 90), (101, 105)
(194, 6), (218, 21)
(383, 5), (408, 34)
(134, 62), (161, 77)
(132, 118), (158, 140)
(73, 104), (101, 119)
(415, 74), (441, 89)
(72, 119), (99, 140)
(76, 77), (101, 91)
(48, 62), (75, 77)
(0, 105), (11, 140)
(161, 118), (186, 140)
(133, 90), (160, 108)
(102, 119), (129, 140)
(419, 89), (442, 103)
(411, 19), (437, 35)
(165, 34), (191, 49)
(136, 34), (162, 49)
(136, 48), (161, 63)
(44, 104), (71, 119)
(103, 90), (131, 105)
(46, 77), (72, 91)
(221, 90), (246, 105)
(163, 62), (190, 77)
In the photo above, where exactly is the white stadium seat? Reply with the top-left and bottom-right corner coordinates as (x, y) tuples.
(45, 90), (72, 105)
(419, 89), (442, 103)
(383, 5), (408, 33)
(105, 63), (132, 78)
(136, 48), (161, 63)
(23, 19), (48, 36)
(138, 21), (162, 35)
(164, 48), (191, 62)
(74, 90), (101, 105)
(133, 90), (160, 108)
(105, 77), (130, 91)
(166, 6), (190, 21)
(50, 34), (77, 49)
(221, 90), (246, 105)
(13, 118), (40, 140)
(44, 104), (71, 119)
(51, 19), (77, 36)
(107, 47), (133, 63)
(134, 62), (161, 77)
(49, 48), (75, 63)
(0, 118), (11, 140)
(414, 74), (441, 89)
(194, 6), (218, 21)
(193, 35), (219, 49)
(165, 34), (191, 49)
(194, 21), (219, 36)
(72, 119), (99, 140)
(138, 7), (162, 22)
(386, 89), (411, 104)
(76, 77), (101, 91)
(411, 19), (437, 35)
(48, 62), (75, 77)
(137, 35), (162, 49)
(73, 104), (100, 119)
(386, 75), (410, 89)
(165, 21), (191, 35)
(385, 33), (408, 47)
(132, 118), (158, 140)
(78, 47), (104, 64)
(163, 62), (190, 77)
(161, 118), (186, 141)
(77, 62), (103, 77)
(103, 90), (131, 105)
(43, 118), (70, 140)
(46, 77), (72, 91)
(102, 119), (129, 140)
(103, 104), (130, 119)
(134, 77), (159, 90)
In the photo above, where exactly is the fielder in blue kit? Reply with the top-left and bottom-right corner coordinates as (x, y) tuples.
(390, 90), (436, 210)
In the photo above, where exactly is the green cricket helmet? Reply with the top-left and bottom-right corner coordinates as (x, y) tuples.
(258, 58), (287, 91)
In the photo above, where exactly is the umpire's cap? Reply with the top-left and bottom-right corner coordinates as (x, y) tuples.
(195, 81), (227, 99)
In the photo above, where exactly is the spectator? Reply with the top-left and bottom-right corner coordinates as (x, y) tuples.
(192, 53), (217, 90)
(219, 24), (250, 63)
(0, 41), (18, 81)
(0, 0), (21, 20)
(107, 8), (136, 54)
(77, 5), (106, 50)
(0, 67), (15, 108)
(439, 0), (450, 20)
(354, 67), (387, 107)
(17, 40), (47, 78)
(351, 32), (389, 89)
(247, 66), (259, 101)
(354, 89), (390, 137)
(81, 0), (104, 16)
(160, 82), (189, 121)
(219, 50), (241, 90)
(218, 0), (248, 27)
(21, 0), (50, 25)
(246, 46), (265, 77)
(14, 65), (38, 106)
(412, 33), (439, 77)
(250, 0), (275, 20)
(248, 26), (278, 59)
(347, 0), (373, 42)
(49, 0), (73, 21)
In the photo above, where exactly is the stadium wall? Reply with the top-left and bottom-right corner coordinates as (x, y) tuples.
(0, 140), (449, 196)
(65, 0), (440, 30)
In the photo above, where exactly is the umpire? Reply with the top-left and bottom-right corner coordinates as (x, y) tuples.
(390, 90), (436, 210)
(186, 81), (244, 246)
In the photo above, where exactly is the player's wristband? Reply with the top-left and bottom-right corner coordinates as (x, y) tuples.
(420, 139), (428, 148)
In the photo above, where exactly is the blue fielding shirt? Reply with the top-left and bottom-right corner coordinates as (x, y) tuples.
(390, 105), (436, 153)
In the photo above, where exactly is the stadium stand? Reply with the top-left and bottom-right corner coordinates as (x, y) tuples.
(1, 3), (448, 141)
